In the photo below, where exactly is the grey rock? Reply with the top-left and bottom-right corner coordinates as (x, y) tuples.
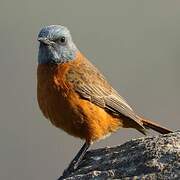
(62, 131), (180, 180)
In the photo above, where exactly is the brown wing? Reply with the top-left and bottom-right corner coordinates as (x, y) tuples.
(66, 58), (146, 134)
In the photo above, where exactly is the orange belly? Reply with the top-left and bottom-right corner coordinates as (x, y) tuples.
(37, 63), (122, 142)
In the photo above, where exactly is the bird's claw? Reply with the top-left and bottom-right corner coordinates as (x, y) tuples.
(57, 162), (77, 180)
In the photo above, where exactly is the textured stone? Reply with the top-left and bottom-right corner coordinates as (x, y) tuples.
(62, 131), (180, 180)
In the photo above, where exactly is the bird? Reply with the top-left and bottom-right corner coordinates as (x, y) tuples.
(37, 25), (173, 179)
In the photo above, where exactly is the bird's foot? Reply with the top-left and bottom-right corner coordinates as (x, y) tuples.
(57, 142), (90, 180)
(57, 160), (79, 180)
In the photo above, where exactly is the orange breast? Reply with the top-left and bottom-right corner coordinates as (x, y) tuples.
(37, 54), (122, 142)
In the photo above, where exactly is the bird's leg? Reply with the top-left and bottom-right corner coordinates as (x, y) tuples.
(66, 142), (90, 171)
(58, 142), (91, 179)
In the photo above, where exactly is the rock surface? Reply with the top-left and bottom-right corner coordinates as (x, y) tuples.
(62, 131), (180, 180)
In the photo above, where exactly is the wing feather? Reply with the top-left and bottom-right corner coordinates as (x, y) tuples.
(66, 59), (146, 133)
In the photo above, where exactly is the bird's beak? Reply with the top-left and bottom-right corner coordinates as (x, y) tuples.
(38, 37), (53, 45)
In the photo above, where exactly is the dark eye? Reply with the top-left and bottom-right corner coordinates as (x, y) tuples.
(53, 36), (67, 45)
(60, 36), (66, 43)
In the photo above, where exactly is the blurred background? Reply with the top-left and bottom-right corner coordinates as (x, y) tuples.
(0, 0), (180, 179)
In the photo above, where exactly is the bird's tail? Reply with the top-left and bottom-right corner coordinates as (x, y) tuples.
(140, 117), (173, 134)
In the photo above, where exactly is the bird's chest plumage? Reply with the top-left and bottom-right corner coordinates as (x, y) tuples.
(37, 60), (94, 139)
(37, 56), (121, 142)
(37, 63), (80, 134)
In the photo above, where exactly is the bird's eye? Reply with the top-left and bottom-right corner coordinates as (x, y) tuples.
(60, 36), (66, 43)
(53, 36), (67, 45)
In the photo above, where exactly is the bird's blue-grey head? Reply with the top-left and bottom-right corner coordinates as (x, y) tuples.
(38, 25), (78, 64)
